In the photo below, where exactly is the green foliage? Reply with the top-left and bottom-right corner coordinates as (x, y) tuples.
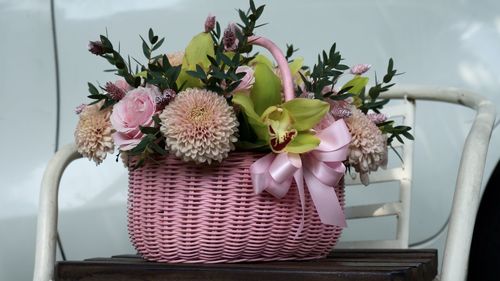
(285, 44), (299, 62)
(250, 62), (282, 115)
(281, 98), (329, 131)
(301, 43), (349, 100)
(378, 120), (414, 146)
(285, 132), (320, 153)
(232, 93), (268, 141)
(359, 58), (401, 113)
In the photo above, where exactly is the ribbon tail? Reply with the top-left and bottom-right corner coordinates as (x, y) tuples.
(304, 169), (346, 228)
(293, 168), (305, 239)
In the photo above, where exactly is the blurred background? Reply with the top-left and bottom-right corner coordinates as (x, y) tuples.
(1, 0), (499, 280)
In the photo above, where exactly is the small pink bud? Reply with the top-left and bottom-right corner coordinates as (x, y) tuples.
(75, 104), (87, 115)
(321, 85), (339, 96)
(350, 64), (371, 75)
(223, 23), (239, 51)
(88, 41), (105, 55)
(331, 106), (352, 118)
(105, 82), (126, 101)
(204, 14), (216, 33)
(155, 89), (177, 110)
(367, 113), (387, 124)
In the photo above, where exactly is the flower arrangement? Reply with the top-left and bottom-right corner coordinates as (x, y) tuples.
(75, 0), (413, 188)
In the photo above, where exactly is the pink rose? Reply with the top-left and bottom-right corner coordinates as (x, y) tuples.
(110, 87), (157, 151)
(233, 66), (255, 93)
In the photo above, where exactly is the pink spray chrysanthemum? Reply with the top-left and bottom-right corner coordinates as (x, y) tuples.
(345, 107), (388, 185)
(74, 101), (114, 165)
(350, 64), (371, 75)
(159, 88), (238, 164)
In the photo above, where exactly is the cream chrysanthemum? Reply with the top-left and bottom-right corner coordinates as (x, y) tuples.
(345, 107), (388, 185)
(159, 88), (239, 164)
(74, 102), (114, 165)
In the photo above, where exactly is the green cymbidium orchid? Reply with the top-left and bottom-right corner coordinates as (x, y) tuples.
(176, 32), (215, 89)
(233, 93), (330, 154)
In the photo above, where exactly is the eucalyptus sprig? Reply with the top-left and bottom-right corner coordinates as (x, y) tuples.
(359, 58), (401, 114)
(236, 0), (267, 53)
(127, 115), (168, 169)
(91, 34), (141, 88)
(285, 44), (299, 62)
(300, 43), (350, 99)
(141, 28), (182, 92)
(186, 51), (246, 97)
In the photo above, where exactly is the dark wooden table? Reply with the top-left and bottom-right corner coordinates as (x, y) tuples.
(55, 249), (437, 281)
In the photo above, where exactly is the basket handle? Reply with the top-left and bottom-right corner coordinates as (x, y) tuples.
(248, 35), (295, 102)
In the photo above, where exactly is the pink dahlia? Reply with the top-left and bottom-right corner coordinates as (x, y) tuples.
(74, 101), (114, 164)
(345, 108), (388, 185)
(159, 88), (239, 164)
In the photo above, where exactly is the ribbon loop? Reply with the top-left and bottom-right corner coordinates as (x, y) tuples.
(250, 119), (352, 232)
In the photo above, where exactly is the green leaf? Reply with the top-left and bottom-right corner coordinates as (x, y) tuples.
(232, 93), (268, 141)
(149, 141), (167, 155)
(250, 62), (282, 115)
(341, 76), (369, 95)
(88, 82), (99, 95)
(139, 35), (151, 60)
(249, 54), (274, 69)
(183, 32), (215, 69)
(235, 140), (268, 150)
(402, 131), (414, 140)
(281, 98), (329, 131)
(151, 38), (165, 51)
(177, 32), (214, 89)
(288, 57), (304, 76)
(148, 28), (154, 43)
(139, 126), (158, 135)
(285, 132), (320, 154)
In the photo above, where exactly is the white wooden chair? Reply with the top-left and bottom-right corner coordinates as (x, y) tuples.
(340, 97), (415, 249)
(33, 86), (496, 281)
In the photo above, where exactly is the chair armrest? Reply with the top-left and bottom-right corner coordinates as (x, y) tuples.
(382, 86), (497, 281)
(33, 144), (81, 281)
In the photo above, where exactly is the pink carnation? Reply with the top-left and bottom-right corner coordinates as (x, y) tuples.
(110, 87), (158, 151)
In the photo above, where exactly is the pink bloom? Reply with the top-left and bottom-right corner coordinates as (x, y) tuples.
(350, 64), (371, 75)
(75, 103), (86, 115)
(114, 79), (133, 92)
(110, 87), (158, 151)
(204, 14), (216, 33)
(367, 113), (387, 124)
(223, 23), (239, 51)
(105, 82), (125, 101)
(233, 66), (255, 93)
(155, 89), (177, 110)
(88, 41), (105, 55)
(321, 85), (339, 96)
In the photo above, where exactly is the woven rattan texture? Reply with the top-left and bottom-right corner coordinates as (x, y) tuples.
(127, 152), (344, 263)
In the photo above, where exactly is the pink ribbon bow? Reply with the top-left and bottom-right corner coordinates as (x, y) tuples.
(250, 119), (352, 233)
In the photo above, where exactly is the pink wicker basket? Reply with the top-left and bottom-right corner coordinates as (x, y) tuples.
(126, 35), (345, 263)
(127, 152), (344, 263)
